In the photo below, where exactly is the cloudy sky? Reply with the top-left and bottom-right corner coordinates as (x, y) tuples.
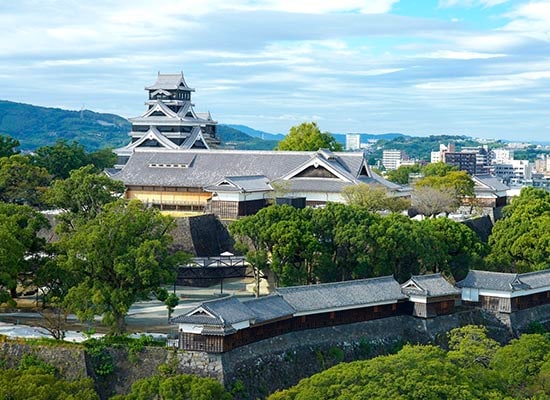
(1, 0), (549, 141)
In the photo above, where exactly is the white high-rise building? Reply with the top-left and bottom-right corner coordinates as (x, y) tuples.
(492, 148), (514, 163)
(383, 149), (405, 170)
(346, 133), (361, 151)
(493, 160), (532, 180)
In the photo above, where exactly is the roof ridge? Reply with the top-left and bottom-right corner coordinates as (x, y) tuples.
(276, 275), (396, 291)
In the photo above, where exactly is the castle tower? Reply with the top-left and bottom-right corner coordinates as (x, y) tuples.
(114, 72), (219, 167)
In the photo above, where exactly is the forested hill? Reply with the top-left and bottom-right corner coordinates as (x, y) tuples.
(371, 134), (502, 161)
(0, 100), (496, 156)
(0, 100), (131, 151)
(0, 100), (278, 151)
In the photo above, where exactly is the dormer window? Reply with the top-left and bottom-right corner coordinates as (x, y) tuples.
(149, 163), (189, 169)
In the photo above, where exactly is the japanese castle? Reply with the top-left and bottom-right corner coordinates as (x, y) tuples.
(109, 72), (409, 218)
(114, 72), (219, 168)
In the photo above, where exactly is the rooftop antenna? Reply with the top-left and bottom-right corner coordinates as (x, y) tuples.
(80, 105), (85, 120)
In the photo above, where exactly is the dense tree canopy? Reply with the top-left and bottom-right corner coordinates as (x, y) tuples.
(385, 164), (422, 184)
(31, 139), (117, 179)
(111, 374), (232, 400)
(230, 203), (483, 285)
(44, 165), (125, 232)
(276, 122), (342, 152)
(269, 327), (550, 400)
(422, 162), (458, 177)
(0, 134), (20, 157)
(486, 187), (550, 272)
(57, 200), (183, 334)
(420, 217), (487, 280)
(0, 203), (49, 303)
(0, 355), (99, 400)
(341, 184), (410, 212)
(31, 139), (90, 180)
(0, 155), (50, 206)
(369, 213), (440, 281)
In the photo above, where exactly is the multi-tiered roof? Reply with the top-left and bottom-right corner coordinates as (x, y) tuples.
(114, 72), (218, 167)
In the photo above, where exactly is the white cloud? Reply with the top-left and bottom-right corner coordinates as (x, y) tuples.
(438, 0), (509, 8)
(0, 0), (549, 141)
(421, 50), (507, 59)
(239, 0), (399, 14)
(502, 1), (550, 41)
(415, 69), (550, 91)
(453, 33), (531, 52)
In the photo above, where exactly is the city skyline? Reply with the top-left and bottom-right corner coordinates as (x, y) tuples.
(1, 0), (549, 141)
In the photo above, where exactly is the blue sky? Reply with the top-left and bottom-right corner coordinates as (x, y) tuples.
(1, 0), (549, 141)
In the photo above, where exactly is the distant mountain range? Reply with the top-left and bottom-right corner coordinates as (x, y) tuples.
(5, 100), (504, 161)
(0, 100), (130, 151)
(226, 124), (285, 141)
(0, 100), (411, 152)
(332, 133), (406, 145)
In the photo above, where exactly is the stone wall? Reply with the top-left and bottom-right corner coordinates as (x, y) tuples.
(0, 342), (224, 400)
(220, 308), (520, 399)
(0, 342), (88, 380)
(170, 214), (234, 257)
(2, 304), (549, 399)
(462, 215), (494, 242)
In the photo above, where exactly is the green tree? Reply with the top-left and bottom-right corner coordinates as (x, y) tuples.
(416, 170), (474, 198)
(414, 170), (474, 217)
(276, 122), (342, 152)
(447, 325), (499, 368)
(386, 164), (421, 184)
(0, 134), (20, 157)
(368, 213), (440, 282)
(0, 155), (51, 206)
(422, 161), (457, 177)
(32, 139), (90, 179)
(57, 200), (184, 334)
(88, 147), (117, 170)
(231, 205), (319, 286)
(486, 187), (550, 272)
(0, 203), (49, 302)
(421, 218), (487, 280)
(342, 184), (410, 213)
(269, 344), (503, 400)
(0, 363), (99, 400)
(491, 334), (550, 397)
(44, 165), (125, 232)
(311, 203), (378, 282)
(113, 374), (232, 400)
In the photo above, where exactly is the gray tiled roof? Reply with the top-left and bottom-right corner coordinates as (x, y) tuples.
(401, 273), (460, 297)
(205, 175), (272, 193)
(113, 149), (378, 188)
(456, 270), (529, 292)
(278, 178), (354, 193)
(145, 73), (193, 90)
(202, 296), (256, 324)
(171, 314), (223, 325)
(474, 175), (510, 192)
(516, 269), (550, 290)
(275, 276), (406, 314)
(171, 295), (256, 325)
(243, 294), (296, 323)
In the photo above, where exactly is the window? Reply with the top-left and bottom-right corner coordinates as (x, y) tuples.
(149, 163), (188, 169)
(461, 287), (479, 302)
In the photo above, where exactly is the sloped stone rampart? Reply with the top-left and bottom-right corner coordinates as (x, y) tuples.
(1, 304), (549, 399)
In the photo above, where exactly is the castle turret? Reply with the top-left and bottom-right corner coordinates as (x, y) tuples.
(114, 72), (218, 167)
